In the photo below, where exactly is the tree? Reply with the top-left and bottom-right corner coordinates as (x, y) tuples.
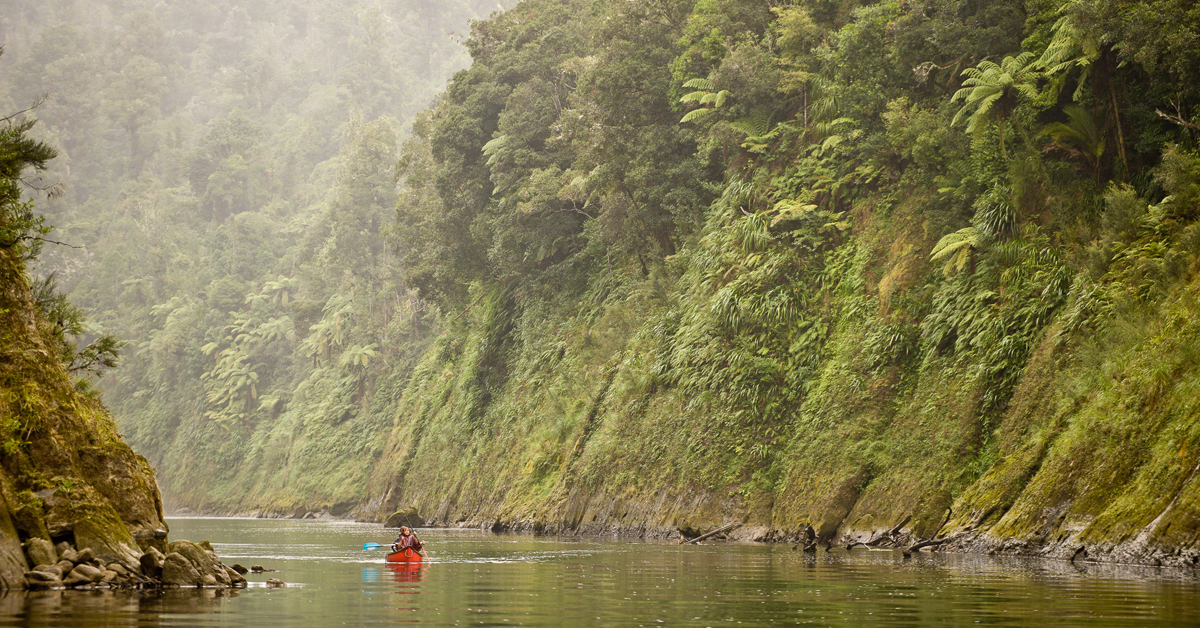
(0, 113), (56, 256)
(951, 53), (1041, 160)
(1, 102), (123, 380)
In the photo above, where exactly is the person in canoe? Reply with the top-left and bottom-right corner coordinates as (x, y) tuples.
(391, 526), (427, 558)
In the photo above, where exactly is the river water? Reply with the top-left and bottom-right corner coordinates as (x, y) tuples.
(1, 517), (1197, 626)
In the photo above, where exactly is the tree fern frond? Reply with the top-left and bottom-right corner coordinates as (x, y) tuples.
(931, 227), (988, 276)
(681, 108), (716, 124)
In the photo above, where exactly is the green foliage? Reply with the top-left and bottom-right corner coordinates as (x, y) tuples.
(35, 284), (123, 381)
(678, 78), (731, 124)
(0, 118), (56, 257)
(951, 53), (1042, 159)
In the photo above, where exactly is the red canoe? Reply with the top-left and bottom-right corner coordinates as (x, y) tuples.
(385, 548), (424, 564)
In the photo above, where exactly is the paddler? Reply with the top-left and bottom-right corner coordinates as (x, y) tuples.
(391, 526), (428, 557)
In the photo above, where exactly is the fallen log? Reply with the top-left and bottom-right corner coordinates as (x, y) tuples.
(863, 516), (912, 548)
(684, 522), (741, 545)
(846, 541), (898, 552)
(905, 537), (950, 553)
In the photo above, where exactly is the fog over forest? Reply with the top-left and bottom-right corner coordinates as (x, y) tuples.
(4, 0), (1200, 568)
(1, 0), (510, 513)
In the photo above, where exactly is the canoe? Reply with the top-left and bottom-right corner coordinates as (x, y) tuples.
(385, 547), (423, 564)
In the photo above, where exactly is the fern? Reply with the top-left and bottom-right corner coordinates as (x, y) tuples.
(678, 77), (731, 125)
(931, 227), (988, 276)
(1038, 12), (1100, 102)
(973, 184), (1016, 239)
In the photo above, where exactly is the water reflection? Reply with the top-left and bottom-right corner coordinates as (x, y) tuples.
(0, 587), (242, 627)
(387, 562), (427, 584)
(362, 563), (427, 584)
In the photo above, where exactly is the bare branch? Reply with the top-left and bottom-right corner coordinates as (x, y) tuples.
(35, 237), (84, 249)
(1156, 108), (1200, 131)
(0, 94), (49, 124)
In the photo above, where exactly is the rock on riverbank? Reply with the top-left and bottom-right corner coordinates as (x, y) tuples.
(22, 538), (245, 590)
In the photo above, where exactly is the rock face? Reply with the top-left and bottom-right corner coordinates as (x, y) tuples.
(0, 495), (27, 590)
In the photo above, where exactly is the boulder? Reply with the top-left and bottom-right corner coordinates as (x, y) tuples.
(230, 563), (248, 574)
(75, 548), (95, 565)
(60, 548), (78, 564)
(223, 565), (247, 586)
(63, 564), (104, 586)
(384, 507), (425, 529)
(140, 548), (164, 579)
(161, 552), (201, 587)
(100, 570), (119, 584)
(71, 504), (144, 569)
(55, 560), (74, 574)
(107, 563), (129, 576)
(24, 570), (62, 586)
(167, 540), (224, 585)
(266, 578), (285, 587)
(23, 539), (57, 568)
(32, 564), (63, 579)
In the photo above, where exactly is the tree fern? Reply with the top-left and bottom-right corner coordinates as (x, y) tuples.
(931, 227), (988, 276)
(1040, 105), (1105, 179)
(1038, 9), (1100, 102)
(951, 53), (1042, 159)
(678, 77), (730, 124)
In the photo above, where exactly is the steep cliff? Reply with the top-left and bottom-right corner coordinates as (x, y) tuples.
(355, 0), (1200, 568)
(0, 244), (168, 588)
(363, 183), (1200, 568)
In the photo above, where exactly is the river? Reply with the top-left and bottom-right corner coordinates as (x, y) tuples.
(0, 518), (1197, 626)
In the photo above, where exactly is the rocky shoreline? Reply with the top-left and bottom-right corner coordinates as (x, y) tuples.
(20, 537), (246, 590)
(423, 514), (1200, 572)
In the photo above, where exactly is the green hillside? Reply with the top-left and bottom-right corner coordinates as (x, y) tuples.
(8, 0), (1200, 566)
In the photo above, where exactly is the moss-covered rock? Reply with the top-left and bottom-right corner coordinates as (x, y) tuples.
(384, 507), (425, 529)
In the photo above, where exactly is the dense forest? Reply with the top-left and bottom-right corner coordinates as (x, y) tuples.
(0, 0), (506, 514)
(5, 0), (1200, 565)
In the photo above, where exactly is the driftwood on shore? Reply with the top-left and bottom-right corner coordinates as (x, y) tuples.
(845, 516), (912, 551)
(682, 522), (741, 545)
